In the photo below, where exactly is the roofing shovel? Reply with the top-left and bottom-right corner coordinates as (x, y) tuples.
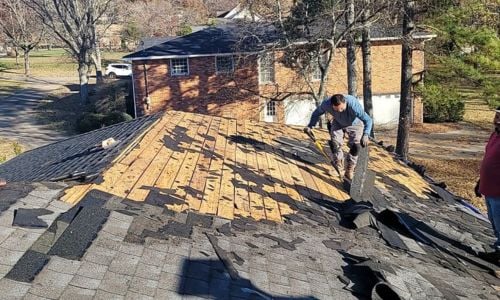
(304, 129), (343, 181)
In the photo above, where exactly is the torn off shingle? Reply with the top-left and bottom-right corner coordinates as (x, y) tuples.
(48, 206), (110, 260)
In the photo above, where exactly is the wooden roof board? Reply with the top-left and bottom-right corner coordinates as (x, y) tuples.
(62, 111), (432, 222)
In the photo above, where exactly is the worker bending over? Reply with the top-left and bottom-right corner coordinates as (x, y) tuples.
(304, 94), (373, 180)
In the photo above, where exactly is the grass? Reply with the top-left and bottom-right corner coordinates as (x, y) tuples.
(412, 157), (485, 211)
(0, 49), (131, 78)
(0, 138), (25, 163)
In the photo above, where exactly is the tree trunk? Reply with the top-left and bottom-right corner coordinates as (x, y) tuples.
(396, 0), (415, 160)
(23, 49), (30, 76)
(362, 3), (374, 137)
(345, 0), (357, 96)
(15, 47), (19, 67)
(91, 46), (104, 84)
(317, 46), (335, 129)
(78, 62), (89, 104)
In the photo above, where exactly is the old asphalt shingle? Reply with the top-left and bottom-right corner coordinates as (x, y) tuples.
(0, 114), (159, 183)
(0, 112), (498, 299)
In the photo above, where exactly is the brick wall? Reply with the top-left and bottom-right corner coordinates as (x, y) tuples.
(132, 56), (261, 120)
(132, 40), (426, 123)
(259, 41), (425, 122)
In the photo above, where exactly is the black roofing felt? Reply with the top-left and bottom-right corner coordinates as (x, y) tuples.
(0, 114), (160, 183)
(124, 22), (433, 59)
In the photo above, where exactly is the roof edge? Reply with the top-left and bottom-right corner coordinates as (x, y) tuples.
(123, 33), (437, 61)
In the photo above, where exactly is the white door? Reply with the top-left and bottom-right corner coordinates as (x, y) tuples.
(284, 97), (317, 126)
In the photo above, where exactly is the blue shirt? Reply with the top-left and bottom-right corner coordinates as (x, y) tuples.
(307, 95), (373, 135)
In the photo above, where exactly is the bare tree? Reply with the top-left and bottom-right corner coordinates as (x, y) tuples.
(92, 4), (120, 84)
(345, 0), (357, 96)
(396, 0), (415, 159)
(246, 0), (388, 107)
(361, 0), (374, 137)
(124, 0), (179, 39)
(25, 0), (115, 103)
(0, 0), (45, 76)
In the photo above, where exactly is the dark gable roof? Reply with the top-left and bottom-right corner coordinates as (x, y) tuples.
(124, 21), (434, 60)
(0, 114), (160, 183)
(123, 22), (278, 60)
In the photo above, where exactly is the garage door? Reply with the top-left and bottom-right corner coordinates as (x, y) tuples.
(370, 94), (400, 126)
(284, 97), (317, 126)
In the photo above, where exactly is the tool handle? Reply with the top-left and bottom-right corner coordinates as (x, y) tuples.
(304, 129), (316, 142)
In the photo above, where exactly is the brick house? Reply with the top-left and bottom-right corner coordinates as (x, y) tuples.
(124, 22), (434, 127)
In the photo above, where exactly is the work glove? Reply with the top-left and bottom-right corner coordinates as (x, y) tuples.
(474, 180), (481, 197)
(303, 127), (315, 139)
(360, 134), (369, 147)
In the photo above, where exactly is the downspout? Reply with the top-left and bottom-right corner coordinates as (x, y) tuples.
(143, 63), (151, 110)
(131, 64), (137, 118)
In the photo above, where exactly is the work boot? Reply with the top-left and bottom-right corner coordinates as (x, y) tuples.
(345, 162), (355, 181)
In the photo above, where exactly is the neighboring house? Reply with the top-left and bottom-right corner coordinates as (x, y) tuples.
(123, 22), (435, 127)
(216, 4), (262, 21)
(0, 110), (496, 299)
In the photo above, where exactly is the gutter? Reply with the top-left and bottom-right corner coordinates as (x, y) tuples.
(122, 34), (437, 61)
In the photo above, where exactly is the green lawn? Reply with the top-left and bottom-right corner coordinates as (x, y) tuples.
(0, 49), (131, 78)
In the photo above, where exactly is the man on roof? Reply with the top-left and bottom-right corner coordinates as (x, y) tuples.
(304, 94), (373, 180)
(475, 106), (500, 269)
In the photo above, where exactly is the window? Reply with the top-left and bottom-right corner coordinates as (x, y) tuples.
(311, 52), (328, 81)
(266, 101), (276, 116)
(311, 63), (322, 81)
(216, 56), (234, 74)
(170, 58), (189, 76)
(259, 52), (275, 83)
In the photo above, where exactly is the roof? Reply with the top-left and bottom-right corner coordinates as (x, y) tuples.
(0, 114), (159, 183)
(123, 22), (435, 60)
(123, 22), (277, 60)
(136, 37), (178, 52)
(0, 110), (498, 299)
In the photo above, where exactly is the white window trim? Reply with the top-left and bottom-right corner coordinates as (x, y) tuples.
(266, 100), (276, 116)
(170, 58), (189, 76)
(215, 55), (234, 74)
(310, 53), (328, 82)
(311, 65), (322, 82)
(258, 52), (275, 84)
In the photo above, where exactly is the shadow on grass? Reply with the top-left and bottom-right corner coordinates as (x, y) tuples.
(36, 79), (132, 135)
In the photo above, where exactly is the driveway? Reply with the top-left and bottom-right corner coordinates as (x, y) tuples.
(376, 122), (490, 161)
(0, 77), (69, 150)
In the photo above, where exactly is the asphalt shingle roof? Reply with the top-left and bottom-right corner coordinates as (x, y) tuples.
(0, 114), (160, 183)
(123, 23), (278, 59)
(124, 22), (434, 60)
(0, 111), (497, 299)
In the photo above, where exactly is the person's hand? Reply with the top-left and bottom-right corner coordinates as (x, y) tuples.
(474, 180), (481, 197)
(360, 134), (369, 147)
(303, 127), (316, 141)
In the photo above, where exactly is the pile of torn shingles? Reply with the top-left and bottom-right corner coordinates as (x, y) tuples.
(0, 128), (499, 299)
